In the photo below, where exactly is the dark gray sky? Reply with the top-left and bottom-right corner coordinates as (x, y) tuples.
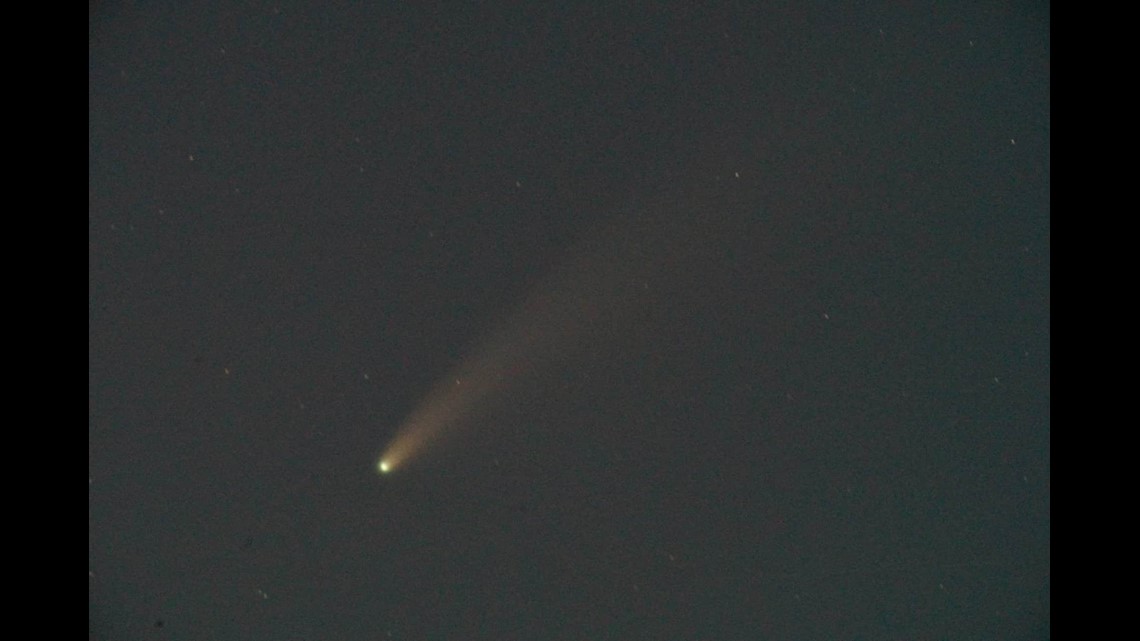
(90, 2), (1049, 639)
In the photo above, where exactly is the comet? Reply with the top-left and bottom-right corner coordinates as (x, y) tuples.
(375, 186), (719, 475)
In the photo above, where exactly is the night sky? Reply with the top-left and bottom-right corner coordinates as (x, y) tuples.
(89, 2), (1049, 640)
